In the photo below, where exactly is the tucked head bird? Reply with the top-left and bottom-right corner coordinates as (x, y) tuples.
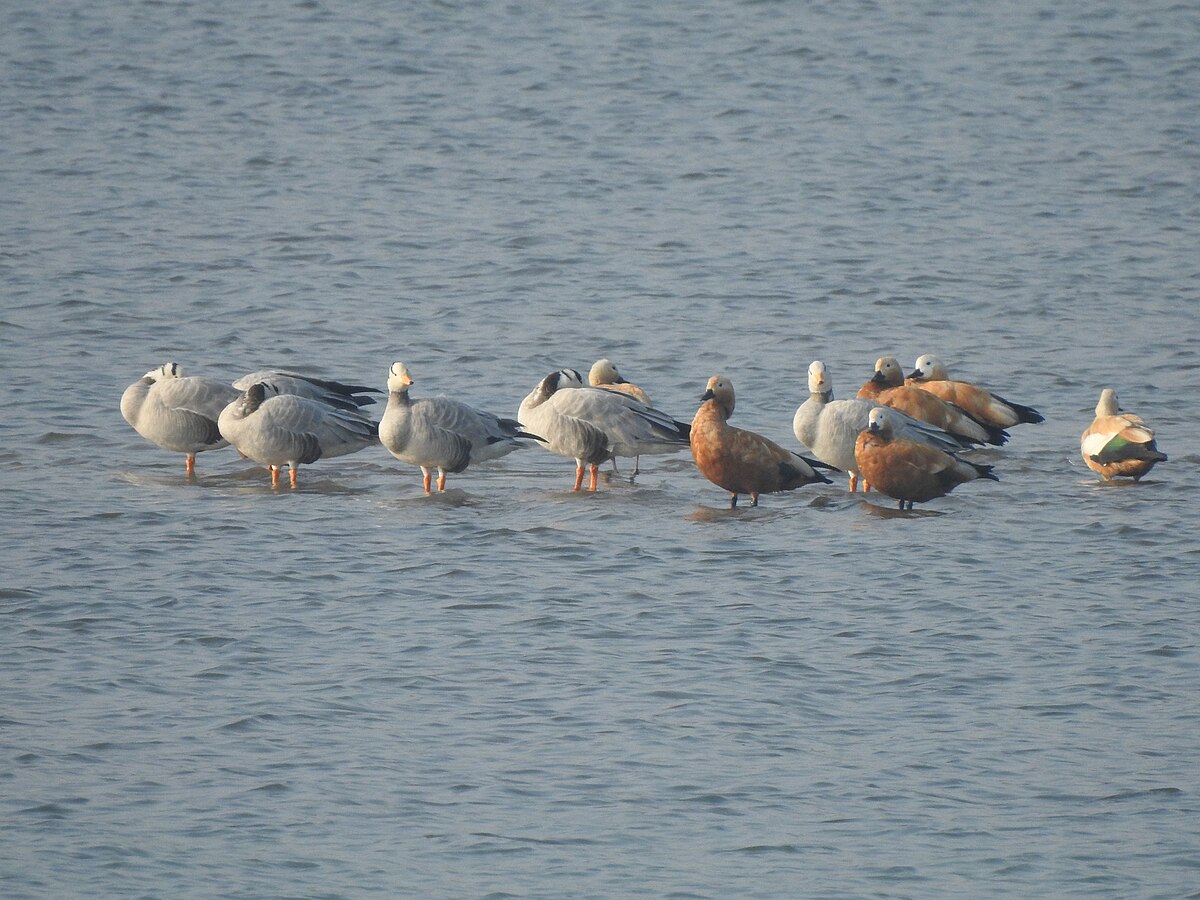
(217, 383), (377, 488)
(121, 362), (239, 476)
(588, 358), (652, 405)
(854, 406), (998, 510)
(794, 360), (974, 493)
(1080, 388), (1167, 481)
(518, 369), (612, 491)
(906, 353), (1044, 427)
(122, 362), (385, 477)
(586, 358), (684, 477)
(519, 368), (689, 491)
(691, 374), (832, 508)
(858, 356), (1009, 446)
(379, 361), (540, 494)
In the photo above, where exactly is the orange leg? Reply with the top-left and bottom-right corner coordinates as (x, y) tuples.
(289, 466), (299, 489)
(750, 492), (760, 507)
(270, 465), (280, 488)
(573, 464), (585, 491)
(186, 453), (196, 477)
(437, 470), (447, 492)
(422, 469), (433, 495)
(848, 472), (857, 493)
(587, 464), (599, 492)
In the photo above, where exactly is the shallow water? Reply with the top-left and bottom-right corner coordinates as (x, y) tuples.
(3, 0), (1199, 896)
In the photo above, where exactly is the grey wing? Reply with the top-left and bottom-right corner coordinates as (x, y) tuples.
(314, 405), (379, 458)
(419, 398), (496, 446)
(891, 408), (978, 451)
(268, 395), (377, 459)
(553, 389), (688, 447)
(237, 370), (381, 410)
(156, 376), (240, 421)
(422, 420), (473, 472)
(577, 387), (687, 436)
(521, 402), (610, 464)
(420, 398), (533, 462)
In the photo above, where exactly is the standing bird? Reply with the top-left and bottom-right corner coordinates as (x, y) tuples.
(121, 362), (239, 476)
(858, 357), (1008, 446)
(1080, 388), (1167, 481)
(691, 375), (832, 508)
(123, 363), (383, 477)
(519, 369), (690, 491)
(379, 362), (540, 494)
(906, 354), (1044, 428)
(794, 360), (975, 492)
(217, 383), (377, 488)
(517, 369), (612, 492)
(854, 407), (998, 510)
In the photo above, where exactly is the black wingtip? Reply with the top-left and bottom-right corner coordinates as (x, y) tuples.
(986, 425), (1011, 446)
(990, 390), (1045, 425)
(974, 462), (1000, 482)
(1016, 405), (1045, 424)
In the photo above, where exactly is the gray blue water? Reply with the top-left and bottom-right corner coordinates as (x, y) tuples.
(3, 0), (1199, 896)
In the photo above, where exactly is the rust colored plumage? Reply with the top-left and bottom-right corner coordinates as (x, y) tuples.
(690, 375), (831, 507)
(858, 357), (1007, 446)
(906, 354), (1043, 428)
(854, 407), (997, 510)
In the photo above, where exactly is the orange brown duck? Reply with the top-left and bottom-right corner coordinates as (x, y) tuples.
(906, 354), (1043, 429)
(854, 406), (998, 510)
(858, 356), (1008, 446)
(1080, 388), (1167, 481)
(690, 375), (832, 508)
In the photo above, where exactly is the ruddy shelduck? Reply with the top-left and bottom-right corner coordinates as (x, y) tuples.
(858, 357), (1008, 446)
(1080, 388), (1167, 481)
(588, 358), (652, 405)
(692, 375), (832, 508)
(589, 358), (663, 476)
(907, 354), (1043, 428)
(794, 360), (973, 493)
(854, 407), (998, 510)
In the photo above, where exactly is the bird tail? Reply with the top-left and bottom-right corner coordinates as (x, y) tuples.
(970, 461), (999, 482)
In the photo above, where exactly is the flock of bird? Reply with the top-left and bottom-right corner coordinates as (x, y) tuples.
(120, 355), (1168, 510)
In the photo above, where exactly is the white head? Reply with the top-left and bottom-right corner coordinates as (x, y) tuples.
(144, 362), (184, 382)
(387, 362), (414, 392)
(872, 357), (905, 387)
(866, 406), (895, 437)
(589, 359), (625, 387)
(910, 354), (948, 381)
(1096, 387), (1119, 416)
(808, 360), (832, 398)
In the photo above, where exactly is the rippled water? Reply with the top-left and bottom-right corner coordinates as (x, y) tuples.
(3, 0), (1199, 896)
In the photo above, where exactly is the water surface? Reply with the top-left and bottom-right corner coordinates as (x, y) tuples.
(2, 0), (1199, 896)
